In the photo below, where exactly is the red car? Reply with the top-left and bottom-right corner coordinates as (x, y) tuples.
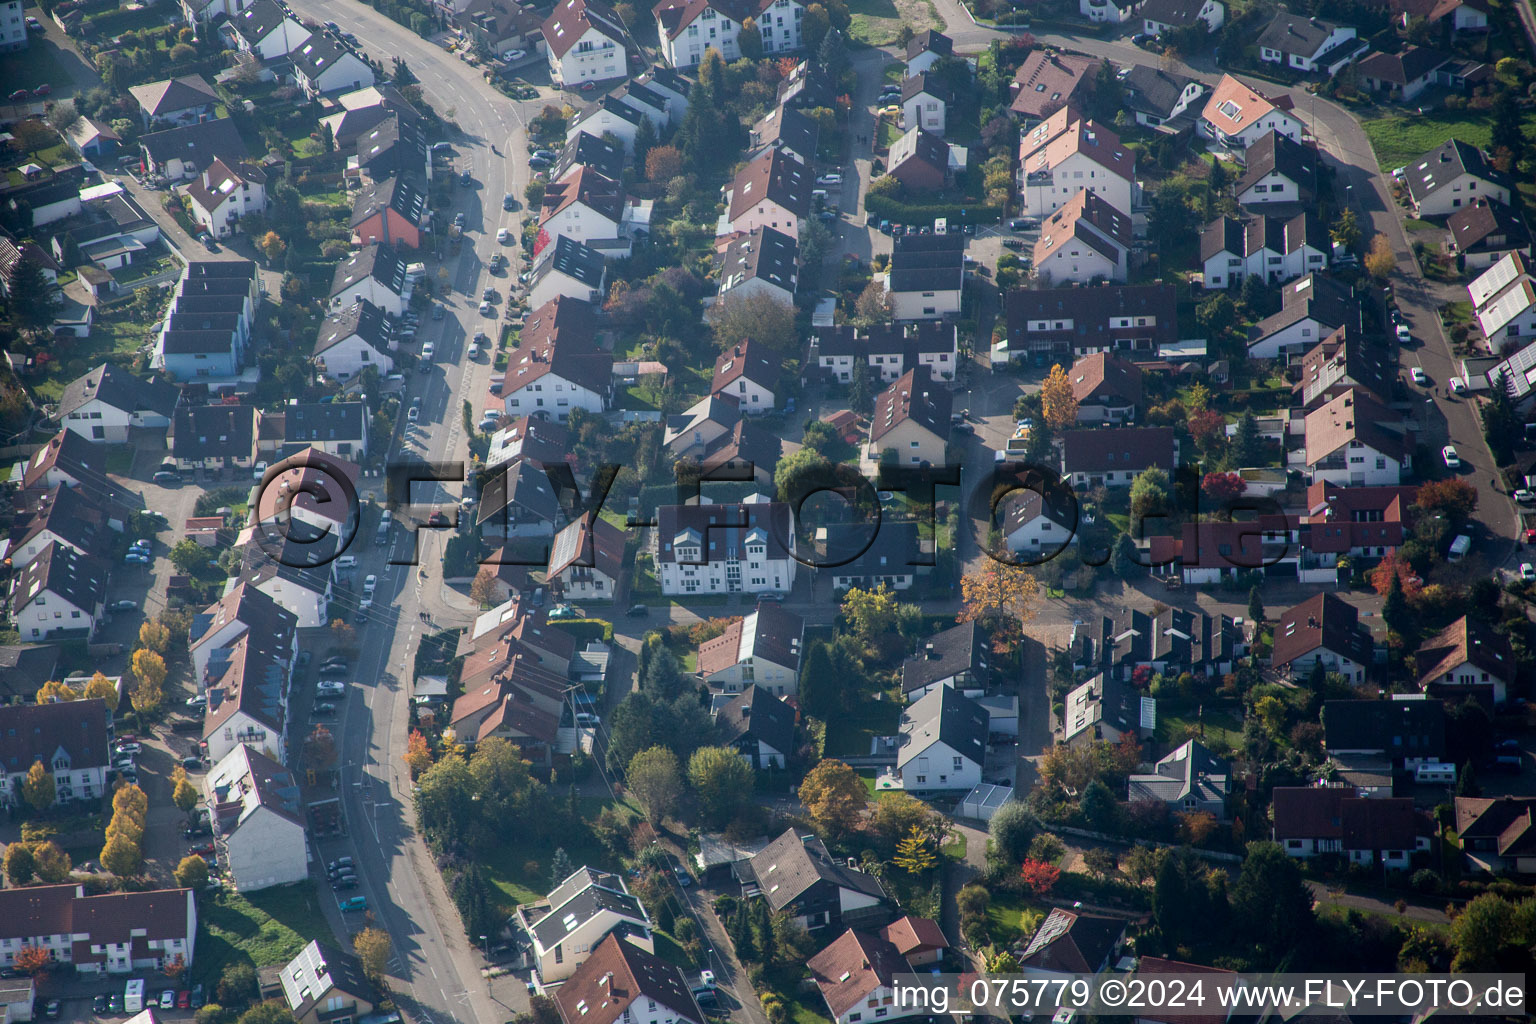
(189, 843), (215, 856)
(7, 89), (28, 102)
(427, 511), (450, 527)
(32, 85), (50, 97)
(178, 992), (191, 1009)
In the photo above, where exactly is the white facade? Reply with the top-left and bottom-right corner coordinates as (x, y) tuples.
(1414, 172), (1512, 218)
(249, 574), (329, 630)
(501, 372), (606, 422)
(527, 264), (605, 310)
(1080, 0), (1138, 22)
(1259, 24), (1356, 72)
(1020, 151), (1134, 220)
(330, 278), (404, 318)
(1202, 240), (1327, 289)
(540, 198), (622, 248)
(1306, 440), (1405, 488)
(0, 756), (106, 810)
(658, 0), (804, 68)
(297, 49), (374, 99)
(902, 90), (946, 135)
(1248, 317), (1333, 360)
(205, 745), (308, 892)
(1237, 167), (1304, 206)
(547, 25), (624, 86)
(61, 399), (165, 445)
(1, 0), (27, 52)
(656, 530), (797, 597)
(187, 171), (267, 241)
(1132, 78), (1206, 129)
(314, 333), (393, 381)
(899, 738), (981, 792)
(1143, 0), (1222, 33)
(721, 195), (802, 241)
(1004, 508), (1073, 554)
(886, 277), (962, 321)
(1037, 234), (1125, 286)
(17, 589), (96, 641)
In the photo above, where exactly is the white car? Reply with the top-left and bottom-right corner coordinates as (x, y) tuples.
(1522, 563), (1536, 581)
(1396, 324), (1412, 342)
(502, 48), (527, 61)
(252, 460), (268, 480)
(479, 301), (494, 316)
(422, 342), (435, 360)
(1442, 445), (1461, 469)
(1515, 489), (1535, 504)
(468, 342), (481, 359)
(1449, 378), (1467, 394)
(497, 228), (512, 244)
(816, 174), (842, 187)
(317, 681), (347, 697)
(1410, 367), (1428, 385)
(363, 574), (377, 594)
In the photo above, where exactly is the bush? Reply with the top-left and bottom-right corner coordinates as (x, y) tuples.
(864, 193), (1003, 227)
(548, 618), (614, 645)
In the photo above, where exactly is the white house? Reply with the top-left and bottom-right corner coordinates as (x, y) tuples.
(527, 235), (608, 309)
(1079, 0), (1141, 23)
(1016, 107), (1136, 218)
(717, 148), (811, 241)
(541, 0), (629, 87)
(188, 582), (298, 688)
(57, 362), (177, 443)
(900, 621), (991, 700)
(1403, 139), (1512, 218)
(1139, 0), (1223, 34)
(204, 743), (307, 891)
(0, 884), (196, 976)
(201, 628), (293, 764)
(864, 367), (952, 472)
(1235, 129), (1316, 207)
(1256, 13), (1359, 74)
(1271, 593), (1372, 684)
(312, 299), (395, 381)
(904, 30), (952, 77)
(654, 499), (797, 596)
(1033, 189), (1131, 285)
(885, 233), (964, 320)
(1200, 211), (1328, 289)
(546, 512), (625, 601)
(1302, 388), (1409, 486)
(810, 322), (959, 384)
(710, 339), (779, 414)
(0, 484), (114, 570)
(552, 936), (701, 1024)
(516, 868), (653, 984)
(291, 33), (375, 98)
(1200, 74), (1304, 149)
(236, 529), (336, 631)
(0, 700), (111, 808)
(564, 95), (654, 157)
(185, 158), (268, 240)
(1273, 789), (1423, 869)
(226, 0), (309, 60)
(894, 685), (987, 793)
(1121, 65), (1207, 131)
(808, 930), (925, 1024)
(715, 684), (796, 769)
(653, 0), (805, 69)
(1060, 425), (1177, 489)
(329, 244), (412, 316)
(538, 166), (640, 254)
(502, 295), (611, 422)
(1001, 487), (1077, 555)
(697, 604), (804, 696)
(901, 73), (950, 135)
(9, 542), (103, 640)
(1248, 273), (1360, 361)
(1470, 252), (1536, 352)
(715, 226), (798, 307)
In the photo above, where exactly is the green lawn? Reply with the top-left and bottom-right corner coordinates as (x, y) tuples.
(483, 795), (639, 907)
(986, 893), (1043, 947)
(1155, 705), (1243, 749)
(194, 885), (334, 982)
(30, 300), (164, 402)
(1361, 109), (1536, 174)
(942, 832), (968, 861)
(825, 697), (901, 756)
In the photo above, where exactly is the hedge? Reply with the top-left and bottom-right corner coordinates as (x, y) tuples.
(864, 193), (1003, 227)
(550, 618), (615, 645)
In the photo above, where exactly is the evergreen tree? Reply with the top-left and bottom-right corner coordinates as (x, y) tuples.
(549, 847), (574, 886)
(1490, 88), (1525, 169)
(6, 256), (61, 331)
(633, 115), (657, 171)
(817, 29), (848, 74)
(729, 903), (756, 962)
(1112, 534), (1141, 580)
(1233, 412), (1263, 467)
(1457, 761), (1479, 797)
(1247, 586), (1264, 626)
(849, 359), (873, 415)
(798, 641), (835, 720)
(1382, 571), (1411, 637)
(1207, 157), (1227, 196)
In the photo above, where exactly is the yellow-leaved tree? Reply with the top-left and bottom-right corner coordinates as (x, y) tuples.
(1039, 363), (1079, 430)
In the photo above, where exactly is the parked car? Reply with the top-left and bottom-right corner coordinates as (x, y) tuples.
(93, 996), (109, 1015)
(1521, 563), (1535, 581)
(114, 742), (142, 756)
(111, 599), (138, 611)
(1442, 445), (1461, 468)
(320, 657), (349, 673)
(1411, 366), (1429, 385)
(333, 876), (359, 890)
(178, 991), (191, 1010)
(43, 1000), (60, 1019)
(460, 170), (473, 186)
(317, 681), (347, 697)
(181, 755), (203, 769)
(422, 342), (435, 360)
(7, 89), (29, 102)
(153, 470), (180, 484)
(626, 603), (649, 617)
(161, 989), (177, 1009)
(314, 702), (337, 716)
(191, 985), (205, 1009)
(340, 896), (368, 911)
(185, 695), (207, 710)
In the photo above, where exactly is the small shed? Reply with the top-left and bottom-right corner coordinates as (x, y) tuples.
(956, 782), (1013, 822)
(975, 693), (1019, 737)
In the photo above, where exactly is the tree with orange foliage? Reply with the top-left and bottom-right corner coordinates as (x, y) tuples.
(1019, 858), (1060, 896)
(162, 954), (187, 980)
(13, 946), (50, 977)
(1370, 551), (1422, 598)
(958, 564), (1040, 654)
(1412, 478), (1478, 520)
(1177, 811), (1219, 845)
(403, 730), (432, 777)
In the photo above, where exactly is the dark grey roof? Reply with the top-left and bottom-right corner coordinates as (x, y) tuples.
(291, 31), (361, 83)
(905, 28), (952, 62)
(282, 402), (367, 444)
(185, 259), (258, 280)
(314, 299), (394, 357)
(11, 542), (106, 616)
(888, 232), (963, 293)
(556, 131), (627, 182)
(140, 118), (249, 174)
(1061, 425), (1176, 474)
(826, 521), (923, 580)
(886, 126), (949, 180)
(1356, 44), (1451, 86)
(1256, 12), (1344, 56)
(534, 235), (605, 289)
(231, 0), (296, 46)
(1138, 0), (1210, 26)
(776, 58), (836, 109)
(656, 501), (794, 565)
(1128, 739), (1230, 805)
(1203, 212), (1327, 260)
(901, 72), (951, 105)
(717, 227), (798, 296)
(811, 322), (956, 360)
(166, 310), (243, 336)
(58, 362), (177, 422)
(1235, 129), (1317, 199)
(1404, 138), (1511, 204)
(1251, 273), (1359, 342)
(0, 645), (61, 698)
(172, 403), (257, 461)
(1322, 699), (1445, 758)
(476, 459), (562, 527)
(716, 685), (796, 758)
(0, 699), (111, 776)
(330, 244), (410, 299)
(901, 621), (990, 695)
(748, 828), (886, 911)
(897, 684), (989, 769)
(750, 106), (819, 162)
(356, 114), (428, 180)
(1122, 65), (1200, 119)
(171, 293), (249, 315)
(160, 329), (238, 356)
(350, 175), (428, 229)
(529, 878), (648, 949)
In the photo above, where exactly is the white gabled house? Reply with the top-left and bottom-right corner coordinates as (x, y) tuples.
(516, 867), (653, 985)
(185, 157), (268, 240)
(204, 743), (307, 891)
(654, 499), (797, 597)
(541, 0), (629, 87)
(696, 604), (804, 696)
(892, 684), (988, 793)
(9, 542), (104, 640)
(1200, 74), (1304, 149)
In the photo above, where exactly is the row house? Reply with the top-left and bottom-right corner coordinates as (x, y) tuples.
(715, 226), (798, 308)
(225, 0), (309, 61)
(201, 629), (294, 764)
(997, 283), (1177, 363)
(1143, 517), (1343, 586)
(654, 499), (796, 596)
(0, 483), (115, 571)
(153, 260), (260, 377)
(748, 104), (819, 165)
(1298, 480), (1417, 562)
(1292, 326), (1395, 414)
(1070, 604), (1241, 682)
(1471, 252), (1536, 356)
(0, 884), (195, 975)
(1200, 211), (1328, 289)
(718, 148), (811, 241)
(884, 232), (963, 320)
(1248, 273), (1361, 361)
(864, 367), (951, 473)
(1060, 425), (1176, 489)
(205, 743), (307, 891)
(808, 322), (959, 385)
(0, 700), (112, 808)
(8, 542), (105, 641)
(1272, 787), (1427, 868)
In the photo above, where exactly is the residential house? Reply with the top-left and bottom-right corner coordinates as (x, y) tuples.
(664, 394), (742, 459)
(901, 73), (950, 135)
(748, 105), (819, 166)
(1470, 252), (1536, 353)
(1034, 189), (1131, 284)
(638, 65), (693, 121)
(877, 917), (947, 967)
(1272, 592), (1372, 683)
(312, 299), (395, 381)
(329, 244), (412, 316)
(1139, 0), (1223, 34)
(808, 322), (959, 384)
(185, 158), (267, 240)
(998, 284), (1178, 363)
(1448, 199), (1532, 270)
(826, 522), (925, 593)
(1455, 796), (1536, 874)
(0, 884), (196, 975)
(129, 75), (219, 128)
(170, 403), (259, 474)
(1390, 0), (1489, 32)
(1121, 65), (1207, 131)
(697, 419), (783, 490)
(349, 176), (428, 249)
(1009, 51), (1102, 122)
(475, 459), (563, 540)
(1080, 0), (1141, 22)
(279, 402), (369, 462)
(234, 528), (336, 630)
(57, 362), (176, 443)
(654, 500), (797, 596)
(1356, 45), (1451, 102)
(291, 33), (376, 99)
(1403, 139), (1511, 218)
(1019, 908), (1126, 976)
(894, 685), (987, 793)
(551, 935), (700, 1024)
(1128, 740), (1230, 818)
(0, 239), (58, 294)
(864, 367), (952, 471)
(745, 828), (888, 932)
(716, 226), (798, 307)
(718, 148), (811, 240)
(1322, 696), (1445, 768)
(1016, 107), (1136, 221)
(7, 431), (135, 523)
(904, 29), (952, 76)
(1069, 351), (1142, 424)
(884, 126), (951, 193)
(1414, 615), (1514, 704)
(0, 700), (111, 808)
(201, 628), (293, 763)
(1235, 130), (1317, 207)
(8, 542), (105, 640)
(1070, 605), (1240, 683)
(204, 743), (306, 891)
(139, 118), (249, 181)
(518, 868), (654, 985)
(557, 131), (628, 183)
(501, 296), (611, 422)
(1064, 673), (1154, 747)
(267, 941), (380, 1024)
(1200, 74), (1304, 148)
(776, 58), (836, 109)
(546, 512), (625, 601)
(62, 117), (118, 161)
(320, 85), (421, 150)
(1272, 788), (1425, 867)
(0, 646), (62, 703)
(1144, 517), (1311, 586)
(1302, 388), (1410, 486)
(1060, 425), (1176, 489)
(486, 416), (571, 472)
(900, 621), (991, 699)
(806, 930), (920, 1024)
(181, 0), (253, 28)
(541, 0), (629, 87)
(0, 484), (115, 570)
(188, 582), (297, 685)
(1297, 479), (1417, 560)
(1248, 273), (1361, 360)
(1255, 12), (1360, 74)
(696, 604), (804, 697)
(355, 114), (430, 186)
(1000, 487), (1077, 555)
(527, 235), (608, 309)
(248, 448), (362, 551)
(715, 685), (796, 769)
(449, 642), (569, 762)
(884, 233), (963, 321)
(652, 0), (805, 69)
(1200, 211), (1328, 288)
(564, 92), (661, 158)
(461, 0), (547, 57)
(711, 340), (779, 414)
(226, 0), (309, 60)
(540, 166), (644, 256)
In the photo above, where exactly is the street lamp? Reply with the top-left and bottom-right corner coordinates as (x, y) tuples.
(481, 934), (489, 959)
